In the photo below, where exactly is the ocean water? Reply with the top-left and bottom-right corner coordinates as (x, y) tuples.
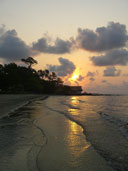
(0, 96), (128, 171)
(44, 96), (128, 171)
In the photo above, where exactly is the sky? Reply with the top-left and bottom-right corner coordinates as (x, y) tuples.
(0, 0), (128, 94)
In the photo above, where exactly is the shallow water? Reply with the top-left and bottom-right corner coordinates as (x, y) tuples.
(44, 96), (128, 171)
(0, 96), (128, 171)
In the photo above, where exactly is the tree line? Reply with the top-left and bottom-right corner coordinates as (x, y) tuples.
(0, 57), (64, 94)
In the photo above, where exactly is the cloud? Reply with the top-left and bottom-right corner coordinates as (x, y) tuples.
(32, 37), (72, 54)
(123, 73), (128, 77)
(89, 77), (95, 81)
(76, 22), (128, 52)
(123, 81), (128, 87)
(0, 25), (6, 36)
(102, 80), (107, 83)
(0, 26), (73, 63)
(1, 22), (128, 66)
(47, 57), (76, 77)
(104, 67), (121, 77)
(77, 75), (84, 81)
(86, 71), (98, 77)
(91, 49), (128, 66)
(86, 71), (97, 82)
(74, 81), (79, 86)
(0, 28), (31, 62)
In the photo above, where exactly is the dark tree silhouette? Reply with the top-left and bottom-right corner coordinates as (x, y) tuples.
(44, 69), (50, 79)
(21, 57), (37, 69)
(38, 70), (46, 79)
(48, 72), (57, 81)
(0, 58), (81, 95)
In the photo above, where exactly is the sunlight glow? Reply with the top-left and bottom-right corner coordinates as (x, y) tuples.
(70, 69), (80, 82)
(65, 68), (85, 86)
(72, 74), (79, 81)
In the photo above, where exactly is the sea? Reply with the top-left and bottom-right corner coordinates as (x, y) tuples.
(0, 95), (128, 171)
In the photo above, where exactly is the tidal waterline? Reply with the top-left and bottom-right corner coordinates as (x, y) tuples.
(37, 97), (115, 171)
(1, 95), (128, 170)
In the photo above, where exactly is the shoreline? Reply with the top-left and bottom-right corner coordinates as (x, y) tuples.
(36, 96), (116, 171)
(0, 94), (48, 119)
(0, 95), (117, 171)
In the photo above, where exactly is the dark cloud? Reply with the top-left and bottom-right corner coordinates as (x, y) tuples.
(89, 77), (95, 81)
(74, 81), (79, 86)
(86, 71), (98, 77)
(102, 80), (107, 83)
(1, 22), (128, 66)
(77, 75), (84, 81)
(0, 28), (31, 62)
(86, 71), (97, 82)
(104, 67), (121, 77)
(76, 22), (128, 52)
(47, 57), (76, 77)
(0, 26), (73, 62)
(91, 49), (128, 66)
(32, 37), (72, 54)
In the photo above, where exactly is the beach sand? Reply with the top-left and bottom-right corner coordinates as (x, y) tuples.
(0, 95), (116, 171)
(0, 94), (44, 118)
(0, 94), (48, 171)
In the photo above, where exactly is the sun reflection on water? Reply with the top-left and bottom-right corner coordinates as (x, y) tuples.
(66, 96), (91, 163)
(71, 96), (78, 106)
(68, 96), (80, 116)
(68, 108), (76, 113)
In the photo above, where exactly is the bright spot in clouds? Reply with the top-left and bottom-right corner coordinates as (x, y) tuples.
(69, 69), (80, 82)
(71, 74), (79, 81)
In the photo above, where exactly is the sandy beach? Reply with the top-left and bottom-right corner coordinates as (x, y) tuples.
(0, 94), (48, 171)
(0, 95), (118, 171)
(0, 94), (45, 119)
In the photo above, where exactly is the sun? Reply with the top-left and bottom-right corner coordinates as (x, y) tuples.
(68, 68), (81, 83)
(71, 74), (79, 81)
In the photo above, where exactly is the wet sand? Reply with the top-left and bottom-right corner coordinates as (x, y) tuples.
(0, 94), (44, 118)
(0, 95), (116, 171)
(0, 95), (48, 171)
(37, 107), (115, 171)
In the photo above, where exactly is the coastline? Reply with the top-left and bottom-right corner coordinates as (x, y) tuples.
(37, 98), (115, 171)
(0, 94), (48, 119)
(0, 94), (49, 171)
(0, 95), (119, 171)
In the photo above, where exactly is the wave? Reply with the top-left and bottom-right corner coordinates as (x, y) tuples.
(45, 104), (85, 132)
(98, 111), (128, 140)
(78, 100), (85, 103)
(60, 100), (80, 110)
(45, 97), (128, 171)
